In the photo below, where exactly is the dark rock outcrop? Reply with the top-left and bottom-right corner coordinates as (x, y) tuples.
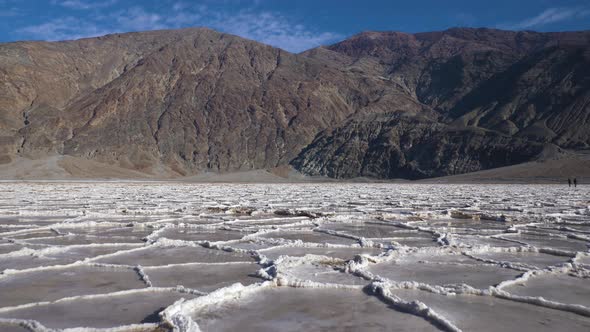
(295, 28), (590, 178)
(291, 112), (548, 179)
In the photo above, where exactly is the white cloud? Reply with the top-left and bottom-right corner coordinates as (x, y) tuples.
(0, 7), (19, 17)
(16, 3), (341, 52)
(51, 0), (118, 10)
(17, 17), (115, 41)
(453, 12), (476, 26)
(0, 0), (20, 16)
(172, 1), (189, 12)
(501, 7), (590, 30)
(206, 10), (341, 52)
(110, 6), (167, 31)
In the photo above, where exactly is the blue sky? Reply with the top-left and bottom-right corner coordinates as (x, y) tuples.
(1, 0), (589, 52)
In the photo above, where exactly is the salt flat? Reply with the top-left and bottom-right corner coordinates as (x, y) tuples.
(0, 182), (588, 332)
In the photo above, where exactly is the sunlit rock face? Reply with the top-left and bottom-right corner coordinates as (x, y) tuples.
(1, 28), (589, 179)
(0, 182), (589, 331)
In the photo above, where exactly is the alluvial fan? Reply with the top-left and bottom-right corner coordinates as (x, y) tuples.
(0, 182), (589, 331)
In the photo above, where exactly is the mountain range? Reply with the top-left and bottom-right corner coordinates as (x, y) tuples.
(1, 27), (588, 179)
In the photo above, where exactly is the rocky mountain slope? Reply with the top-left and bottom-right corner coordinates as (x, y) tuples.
(296, 28), (590, 178)
(0, 27), (588, 179)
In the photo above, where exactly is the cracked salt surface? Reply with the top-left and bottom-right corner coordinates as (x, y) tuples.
(0, 289), (199, 329)
(259, 246), (385, 261)
(471, 251), (569, 269)
(367, 252), (523, 289)
(504, 272), (590, 307)
(0, 183), (589, 331)
(192, 287), (438, 331)
(94, 245), (254, 266)
(0, 323), (30, 332)
(144, 262), (262, 292)
(392, 289), (590, 332)
(0, 265), (146, 307)
(153, 228), (248, 242)
(257, 230), (359, 245)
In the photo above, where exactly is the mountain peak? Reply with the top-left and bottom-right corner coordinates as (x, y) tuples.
(1, 27), (588, 179)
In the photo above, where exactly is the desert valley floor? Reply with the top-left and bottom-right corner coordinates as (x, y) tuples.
(0, 182), (589, 332)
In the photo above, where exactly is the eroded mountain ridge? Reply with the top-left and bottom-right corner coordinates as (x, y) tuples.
(1, 27), (588, 179)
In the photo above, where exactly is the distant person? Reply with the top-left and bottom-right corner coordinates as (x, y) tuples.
(568, 178), (572, 187)
(574, 178), (577, 188)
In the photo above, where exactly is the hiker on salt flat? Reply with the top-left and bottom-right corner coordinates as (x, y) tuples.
(568, 178), (572, 187)
(574, 178), (577, 188)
